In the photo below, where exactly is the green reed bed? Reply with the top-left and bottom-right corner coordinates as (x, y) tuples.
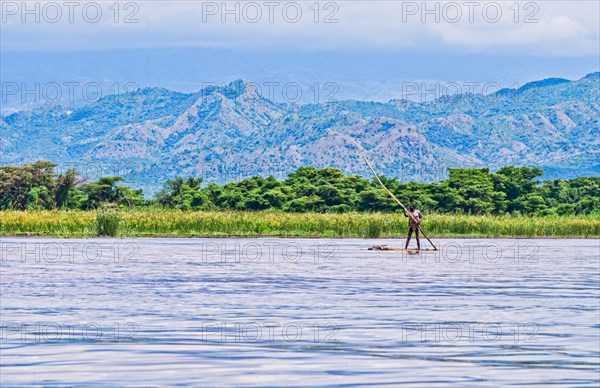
(0, 211), (598, 238)
(0, 210), (97, 237)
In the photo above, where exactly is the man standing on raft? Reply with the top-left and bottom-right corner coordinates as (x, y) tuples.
(404, 204), (423, 250)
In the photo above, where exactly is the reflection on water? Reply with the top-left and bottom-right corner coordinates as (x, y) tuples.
(1, 238), (599, 386)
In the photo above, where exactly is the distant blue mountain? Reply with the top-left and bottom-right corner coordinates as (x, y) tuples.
(518, 78), (571, 92)
(2, 48), (599, 109)
(2, 73), (599, 193)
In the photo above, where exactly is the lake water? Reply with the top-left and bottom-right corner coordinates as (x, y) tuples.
(1, 238), (599, 386)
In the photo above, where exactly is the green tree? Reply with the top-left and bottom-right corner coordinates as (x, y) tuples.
(0, 160), (58, 210)
(155, 177), (210, 210)
(493, 166), (543, 213)
(445, 168), (505, 214)
(55, 169), (79, 208)
(81, 176), (144, 209)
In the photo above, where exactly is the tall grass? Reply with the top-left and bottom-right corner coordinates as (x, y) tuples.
(95, 207), (121, 236)
(0, 210), (598, 238)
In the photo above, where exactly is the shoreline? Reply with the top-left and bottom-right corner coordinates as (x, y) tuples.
(2, 232), (598, 240)
(2, 210), (598, 239)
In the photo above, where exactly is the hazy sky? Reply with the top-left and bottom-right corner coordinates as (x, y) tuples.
(1, 1), (598, 106)
(1, 1), (598, 56)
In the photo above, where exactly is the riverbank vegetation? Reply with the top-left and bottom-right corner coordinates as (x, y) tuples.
(1, 161), (598, 216)
(1, 210), (598, 238)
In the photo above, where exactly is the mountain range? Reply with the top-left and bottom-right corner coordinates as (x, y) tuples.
(2, 73), (599, 194)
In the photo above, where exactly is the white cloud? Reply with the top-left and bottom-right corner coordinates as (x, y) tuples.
(0, 1), (598, 56)
(428, 15), (596, 55)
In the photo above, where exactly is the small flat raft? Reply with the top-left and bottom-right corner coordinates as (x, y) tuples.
(367, 245), (438, 252)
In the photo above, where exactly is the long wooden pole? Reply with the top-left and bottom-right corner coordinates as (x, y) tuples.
(364, 157), (438, 250)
